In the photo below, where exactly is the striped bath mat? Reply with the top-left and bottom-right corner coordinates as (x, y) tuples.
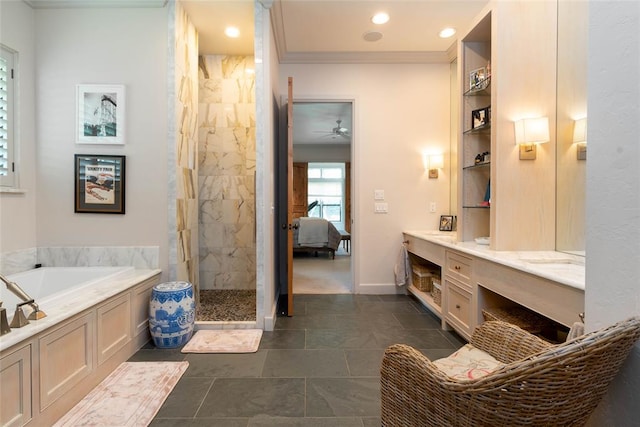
(53, 361), (188, 426)
(181, 329), (263, 353)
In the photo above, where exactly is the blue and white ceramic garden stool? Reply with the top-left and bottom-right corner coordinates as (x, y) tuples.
(149, 281), (195, 348)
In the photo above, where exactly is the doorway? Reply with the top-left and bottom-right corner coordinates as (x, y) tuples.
(289, 101), (354, 296)
(294, 161), (352, 294)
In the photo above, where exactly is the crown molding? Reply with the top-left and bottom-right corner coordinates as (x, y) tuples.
(23, 0), (167, 8)
(278, 51), (450, 65)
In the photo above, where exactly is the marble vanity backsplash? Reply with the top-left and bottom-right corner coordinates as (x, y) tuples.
(1, 246), (159, 275)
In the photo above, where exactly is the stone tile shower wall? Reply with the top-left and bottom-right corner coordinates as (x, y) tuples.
(198, 56), (256, 290)
(170, 2), (199, 291)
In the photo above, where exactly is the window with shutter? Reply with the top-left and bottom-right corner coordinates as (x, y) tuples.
(0, 45), (15, 187)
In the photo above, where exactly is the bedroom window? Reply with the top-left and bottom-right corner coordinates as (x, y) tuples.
(0, 45), (15, 188)
(307, 163), (345, 227)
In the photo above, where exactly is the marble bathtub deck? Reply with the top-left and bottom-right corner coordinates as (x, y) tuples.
(130, 293), (466, 426)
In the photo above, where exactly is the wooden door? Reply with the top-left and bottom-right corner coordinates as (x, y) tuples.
(292, 162), (308, 219)
(286, 77), (294, 316)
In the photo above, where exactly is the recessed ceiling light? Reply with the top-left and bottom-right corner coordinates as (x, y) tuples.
(363, 31), (383, 42)
(439, 27), (456, 38)
(225, 26), (240, 38)
(371, 12), (389, 25)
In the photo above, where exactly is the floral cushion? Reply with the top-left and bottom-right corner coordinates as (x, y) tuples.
(432, 344), (504, 381)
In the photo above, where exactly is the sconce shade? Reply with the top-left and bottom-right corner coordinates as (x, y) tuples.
(514, 117), (550, 145)
(429, 154), (444, 170)
(573, 118), (587, 144)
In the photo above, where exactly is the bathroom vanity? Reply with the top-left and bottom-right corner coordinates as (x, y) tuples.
(403, 231), (584, 341)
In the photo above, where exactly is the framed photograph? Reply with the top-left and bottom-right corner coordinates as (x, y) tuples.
(472, 106), (491, 129)
(76, 84), (125, 144)
(75, 154), (125, 214)
(439, 215), (455, 232)
(469, 67), (486, 90)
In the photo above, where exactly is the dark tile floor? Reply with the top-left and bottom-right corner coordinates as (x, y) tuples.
(130, 293), (466, 426)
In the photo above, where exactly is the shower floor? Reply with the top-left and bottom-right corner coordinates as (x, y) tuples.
(197, 289), (256, 322)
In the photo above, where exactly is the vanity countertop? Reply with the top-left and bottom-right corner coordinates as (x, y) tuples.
(403, 230), (585, 291)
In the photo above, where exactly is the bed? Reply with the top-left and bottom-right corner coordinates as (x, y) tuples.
(293, 217), (342, 259)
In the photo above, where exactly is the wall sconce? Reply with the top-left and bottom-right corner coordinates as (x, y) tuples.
(428, 154), (444, 179)
(573, 117), (587, 160)
(514, 117), (549, 160)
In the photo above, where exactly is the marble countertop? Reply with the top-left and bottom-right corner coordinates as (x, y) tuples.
(403, 230), (585, 291)
(1, 269), (161, 353)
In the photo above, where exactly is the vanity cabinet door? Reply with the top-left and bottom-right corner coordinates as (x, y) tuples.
(444, 278), (473, 339)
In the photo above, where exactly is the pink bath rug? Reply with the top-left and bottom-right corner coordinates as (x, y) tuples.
(53, 361), (188, 427)
(181, 329), (263, 353)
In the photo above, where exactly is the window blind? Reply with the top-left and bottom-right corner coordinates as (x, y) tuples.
(0, 45), (14, 186)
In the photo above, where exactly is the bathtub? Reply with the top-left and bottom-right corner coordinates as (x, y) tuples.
(0, 266), (161, 426)
(1, 266), (134, 320)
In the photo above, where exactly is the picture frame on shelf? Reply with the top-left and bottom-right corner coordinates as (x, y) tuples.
(472, 106), (491, 129)
(469, 67), (487, 90)
(76, 84), (125, 144)
(74, 154), (126, 214)
(439, 215), (455, 232)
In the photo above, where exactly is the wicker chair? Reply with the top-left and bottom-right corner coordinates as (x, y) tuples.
(381, 317), (640, 427)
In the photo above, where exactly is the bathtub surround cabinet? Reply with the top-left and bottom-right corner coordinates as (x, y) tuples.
(404, 232), (584, 341)
(0, 271), (160, 427)
(459, 2), (557, 250)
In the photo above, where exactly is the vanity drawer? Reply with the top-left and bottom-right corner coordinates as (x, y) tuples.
(445, 279), (473, 337)
(446, 251), (473, 285)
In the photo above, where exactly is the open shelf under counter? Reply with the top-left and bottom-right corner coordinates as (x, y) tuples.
(407, 284), (442, 318)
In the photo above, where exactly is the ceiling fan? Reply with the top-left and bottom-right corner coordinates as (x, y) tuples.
(313, 119), (350, 138)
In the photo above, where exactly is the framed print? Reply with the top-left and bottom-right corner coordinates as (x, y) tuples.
(439, 215), (455, 232)
(75, 154), (125, 214)
(472, 106), (491, 129)
(469, 67), (486, 90)
(76, 84), (125, 144)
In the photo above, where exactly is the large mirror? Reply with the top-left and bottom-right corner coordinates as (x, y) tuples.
(556, 0), (587, 255)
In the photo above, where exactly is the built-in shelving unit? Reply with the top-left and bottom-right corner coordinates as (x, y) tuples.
(460, 11), (492, 243)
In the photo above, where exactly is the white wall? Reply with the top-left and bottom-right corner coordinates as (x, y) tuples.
(280, 63), (451, 290)
(586, 1), (640, 424)
(33, 8), (170, 276)
(0, 1), (37, 253)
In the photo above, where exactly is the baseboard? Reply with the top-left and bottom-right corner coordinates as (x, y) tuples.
(264, 302), (278, 331)
(357, 283), (406, 295)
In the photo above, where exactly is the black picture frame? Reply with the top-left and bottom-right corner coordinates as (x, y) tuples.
(74, 154), (125, 214)
(472, 106), (491, 129)
(439, 215), (455, 232)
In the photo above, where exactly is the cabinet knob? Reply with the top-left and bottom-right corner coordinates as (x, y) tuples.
(455, 265), (461, 270)
(455, 304), (461, 309)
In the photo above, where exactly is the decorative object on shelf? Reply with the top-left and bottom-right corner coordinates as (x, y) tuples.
(76, 84), (125, 145)
(474, 236), (490, 245)
(573, 117), (587, 160)
(514, 117), (550, 160)
(480, 179), (490, 207)
(472, 106), (491, 129)
(469, 67), (487, 90)
(428, 154), (444, 179)
(149, 281), (195, 349)
(439, 215), (455, 232)
(74, 154), (125, 214)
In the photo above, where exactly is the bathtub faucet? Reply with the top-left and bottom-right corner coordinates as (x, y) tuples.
(0, 274), (47, 321)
